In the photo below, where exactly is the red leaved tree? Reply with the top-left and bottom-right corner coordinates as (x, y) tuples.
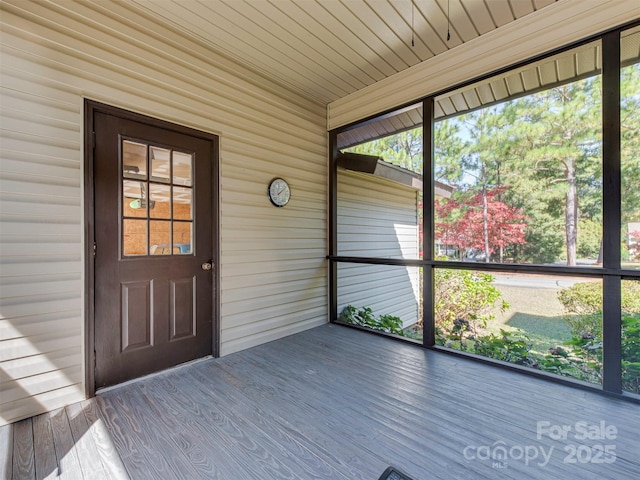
(435, 186), (528, 262)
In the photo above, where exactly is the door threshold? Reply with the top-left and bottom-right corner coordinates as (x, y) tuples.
(96, 355), (213, 394)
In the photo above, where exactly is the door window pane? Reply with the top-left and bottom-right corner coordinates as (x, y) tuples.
(121, 139), (195, 257)
(123, 180), (147, 218)
(123, 219), (147, 256)
(150, 221), (171, 255)
(151, 146), (171, 183)
(149, 184), (171, 219)
(122, 141), (147, 179)
(173, 187), (192, 221)
(173, 151), (193, 186)
(173, 222), (192, 254)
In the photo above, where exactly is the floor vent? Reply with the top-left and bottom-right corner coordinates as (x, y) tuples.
(378, 466), (415, 480)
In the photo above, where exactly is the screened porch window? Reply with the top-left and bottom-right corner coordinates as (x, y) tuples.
(330, 24), (640, 397)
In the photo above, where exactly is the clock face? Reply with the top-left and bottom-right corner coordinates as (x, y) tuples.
(268, 178), (290, 207)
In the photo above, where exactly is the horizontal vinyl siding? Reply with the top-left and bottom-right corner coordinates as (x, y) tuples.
(338, 169), (419, 259)
(337, 169), (420, 327)
(0, 0), (326, 424)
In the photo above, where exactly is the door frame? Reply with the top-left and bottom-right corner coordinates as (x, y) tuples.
(84, 99), (220, 397)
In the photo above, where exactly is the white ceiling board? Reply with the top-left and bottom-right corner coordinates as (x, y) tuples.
(485, 0), (516, 28)
(445, 0), (482, 42)
(461, 0), (497, 35)
(510, 0), (536, 19)
(533, 0), (556, 8)
(128, 0), (562, 104)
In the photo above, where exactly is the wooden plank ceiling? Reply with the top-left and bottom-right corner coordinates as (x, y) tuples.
(128, 0), (559, 106)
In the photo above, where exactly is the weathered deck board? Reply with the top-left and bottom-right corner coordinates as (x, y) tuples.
(0, 422), (13, 479)
(11, 419), (34, 480)
(49, 408), (83, 480)
(32, 413), (56, 480)
(3, 402), (130, 480)
(79, 399), (129, 480)
(66, 402), (107, 480)
(4, 324), (640, 479)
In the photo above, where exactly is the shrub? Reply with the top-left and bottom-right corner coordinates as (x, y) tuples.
(622, 313), (640, 393)
(557, 281), (640, 337)
(473, 329), (540, 368)
(339, 305), (405, 336)
(552, 281), (640, 393)
(434, 268), (508, 337)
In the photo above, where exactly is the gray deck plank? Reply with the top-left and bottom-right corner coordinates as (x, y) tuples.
(0, 423), (13, 480)
(118, 383), (230, 480)
(303, 325), (640, 476)
(135, 373), (291, 480)
(65, 402), (107, 480)
(216, 351), (441, 478)
(79, 400), (129, 480)
(131, 373), (313, 480)
(32, 413), (57, 480)
(182, 365), (348, 479)
(98, 324), (640, 480)
(11, 419), (34, 480)
(123, 379), (231, 479)
(3, 324), (640, 480)
(131, 380), (227, 479)
(95, 389), (199, 480)
(212, 350), (387, 477)
(49, 408), (83, 480)
(235, 335), (504, 479)
(292, 325), (640, 478)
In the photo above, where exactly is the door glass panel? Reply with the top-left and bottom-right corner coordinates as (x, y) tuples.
(173, 187), (192, 221)
(150, 220), (171, 255)
(150, 146), (171, 182)
(123, 219), (147, 256)
(122, 141), (147, 179)
(123, 180), (147, 218)
(173, 151), (193, 186)
(121, 139), (195, 257)
(173, 222), (192, 254)
(149, 184), (171, 219)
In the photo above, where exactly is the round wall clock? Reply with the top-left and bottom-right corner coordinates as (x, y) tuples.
(268, 177), (291, 207)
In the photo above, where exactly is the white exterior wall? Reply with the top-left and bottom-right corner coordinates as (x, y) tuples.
(0, 0), (326, 425)
(337, 169), (420, 327)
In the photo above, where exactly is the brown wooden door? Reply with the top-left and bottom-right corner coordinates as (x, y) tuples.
(93, 110), (216, 389)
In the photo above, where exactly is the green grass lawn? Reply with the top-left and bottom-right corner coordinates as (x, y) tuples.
(485, 284), (573, 356)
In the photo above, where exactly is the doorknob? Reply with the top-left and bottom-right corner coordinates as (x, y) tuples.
(201, 261), (213, 271)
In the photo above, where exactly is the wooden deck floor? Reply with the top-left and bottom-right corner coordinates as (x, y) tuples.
(3, 323), (639, 479)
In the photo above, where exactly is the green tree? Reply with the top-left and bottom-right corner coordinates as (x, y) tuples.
(346, 67), (638, 267)
(621, 64), (640, 262)
(508, 78), (602, 266)
(346, 127), (423, 173)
